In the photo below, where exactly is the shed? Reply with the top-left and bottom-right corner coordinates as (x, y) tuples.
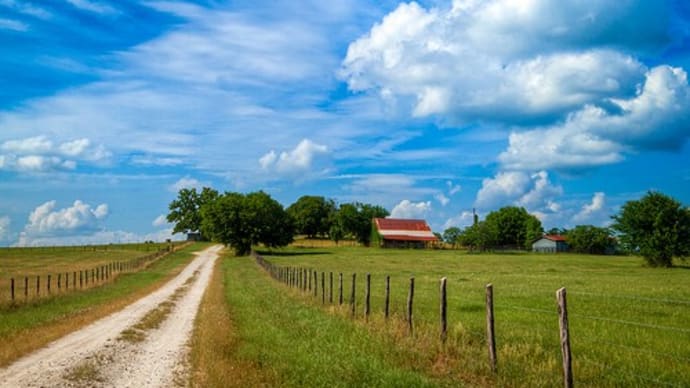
(372, 218), (438, 248)
(532, 235), (568, 253)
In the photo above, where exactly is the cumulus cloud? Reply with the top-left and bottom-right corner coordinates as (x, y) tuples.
(259, 139), (329, 173)
(573, 192), (607, 224)
(443, 210), (475, 230)
(390, 199), (432, 219)
(14, 228), (183, 247)
(338, 1), (679, 124)
(0, 216), (10, 241)
(169, 176), (203, 192)
(152, 214), (169, 227)
(476, 170), (562, 216)
(500, 66), (690, 171)
(0, 135), (110, 173)
(19, 200), (109, 243)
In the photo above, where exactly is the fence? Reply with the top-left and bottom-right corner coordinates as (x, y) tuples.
(1, 242), (191, 307)
(254, 253), (690, 387)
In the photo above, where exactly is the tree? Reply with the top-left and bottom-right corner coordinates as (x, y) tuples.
(333, 202), (389, 246)
(287, 196), (336, 238)
(442, 227), (462, 247)
(484, 206), (543, 249)
(200, 191), (294, 256)
(611, 191), (690, 267)
(458, 221), (495, 252)
(167, 187), (219, 237)
(566, 225), (614, 254)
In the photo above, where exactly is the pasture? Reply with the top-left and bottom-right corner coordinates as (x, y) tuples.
(251, 247), (689, 386)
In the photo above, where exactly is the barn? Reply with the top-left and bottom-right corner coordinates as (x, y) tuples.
(371, 218), (438, 248)
(532, 235), (569, 253)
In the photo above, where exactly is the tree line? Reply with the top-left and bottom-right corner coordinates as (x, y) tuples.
(168, 188), (689, 267)
(167, 189), (388, 255)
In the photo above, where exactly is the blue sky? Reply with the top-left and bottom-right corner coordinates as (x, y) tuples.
(1, 0), (690, 246)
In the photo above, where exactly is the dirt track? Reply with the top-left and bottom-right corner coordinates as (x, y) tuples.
(0, 244), (222, 388)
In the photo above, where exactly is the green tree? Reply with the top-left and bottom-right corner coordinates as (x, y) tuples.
(484, 206), (543, 249)
(442, 226), (462, 247)
(566, 225), (614, 254)
(167, 187), (219, 237)
(611, 192), (690, 267)
(458, 221), (495, 252)
(334, 202), (389, 246)
(287, 196), (336, 238)
(200, 191), (294, 256)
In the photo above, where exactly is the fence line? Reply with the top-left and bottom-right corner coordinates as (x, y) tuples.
(251, 252), (687, 387)
(2, 242), (191, 307)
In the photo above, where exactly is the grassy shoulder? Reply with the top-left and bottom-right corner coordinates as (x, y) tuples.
(190, 251), (444, 387)
(0, 242), (210, 367)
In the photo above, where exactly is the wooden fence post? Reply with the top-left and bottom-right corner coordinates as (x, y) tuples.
(350, 273), (356, 318)
(66, 272), (69, 290)
(385, 275), (390, 319)
(314, 271), (318, 297)
(407, 277), (415, 335)
(24, 277), (28, 299)
(322, 272), (325, 304)
(339, 273), (343, 305)
(308, 268), (312, 291)
(58, 273), (61, 290)
(10, 278), (14, 302)
(36, 275), (40, 296)
(557, 287), (573, 388)
(440, 277), (447, 342)
(329, 272), (333, 304)
(364, 273), (371, 320)
(486, 284), (497, 373)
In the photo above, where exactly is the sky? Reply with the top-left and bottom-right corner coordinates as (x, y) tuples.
(1, 0), (690, 246)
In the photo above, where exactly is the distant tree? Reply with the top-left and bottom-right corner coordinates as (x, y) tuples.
(200, 191), (294, 256)
(566, 225), (614, 254)
(335, 202), (389, 246)
(459, 221), (495, 252)
(484, 206), (543, 249)
(167, 187), (219, 237)
(612, 191), (690, 267)
(442, 227), (462, 247)
(287, 196), (336, 238)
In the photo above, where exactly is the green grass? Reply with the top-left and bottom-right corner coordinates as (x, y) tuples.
(217, 254), (446, 387)
(255, 247), (690, 387)
(0, 242), (210, 365)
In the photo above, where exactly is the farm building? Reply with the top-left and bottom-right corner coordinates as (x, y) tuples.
(532, 235), (569, 253)
(371, 218), (438, 248)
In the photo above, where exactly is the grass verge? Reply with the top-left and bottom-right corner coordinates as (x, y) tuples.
(0, 242), (211, 367)
(190, 252), (445, 387)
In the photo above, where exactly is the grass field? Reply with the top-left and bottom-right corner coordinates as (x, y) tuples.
(0, 242), (208, 366)
(241, 246), (690, 387)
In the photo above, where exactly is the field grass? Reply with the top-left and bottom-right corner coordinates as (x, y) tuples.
(252, 246), (690, 387)
(0, 242), (210, 366)
(191, 251), (457, 387)
(0, 242), (183, 304)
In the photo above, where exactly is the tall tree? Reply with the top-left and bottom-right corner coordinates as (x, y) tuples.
(612, 191), (690, 267)
(484, 206), (543, 249)
(200, 191), (294, 256)
(287, 196), (336, 238)
(566, 225), (614, 254)
(334, 202), (389, 246)
(167, 187), (219, 237)
(442, 226), (462, 247)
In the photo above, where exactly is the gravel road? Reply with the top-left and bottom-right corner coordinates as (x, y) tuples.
(0, 244), (222, 388)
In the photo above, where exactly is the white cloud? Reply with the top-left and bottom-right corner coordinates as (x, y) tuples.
(339, 1), (665, 124)
(434, 193), (450, 206)
(20, 200), (109, 241)
(476, 170), (562, 216)
(152, 214), (169, 227)
(499, 66), (690, 171)
(14, 228), (183, 247)
(0, 135), (110, 173)
(573, 192), (607, 224)
(169, 176), (202, 192)
(0, 0), (51, 19)
(0, 18), (28, 31)
(64, 0), (117, 15)
(447, 181), (461, 195)
(443, 210), (475, 230)
(0, 216), (10, 241)
(390, 200), (432, 219)
(260, 139), (329, 173)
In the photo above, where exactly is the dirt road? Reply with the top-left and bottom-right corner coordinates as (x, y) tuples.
(0, 244), (223, 388)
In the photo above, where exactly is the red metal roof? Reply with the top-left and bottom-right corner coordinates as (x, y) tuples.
(373, 218), (438, 241)
(543, 234), (567, 242)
